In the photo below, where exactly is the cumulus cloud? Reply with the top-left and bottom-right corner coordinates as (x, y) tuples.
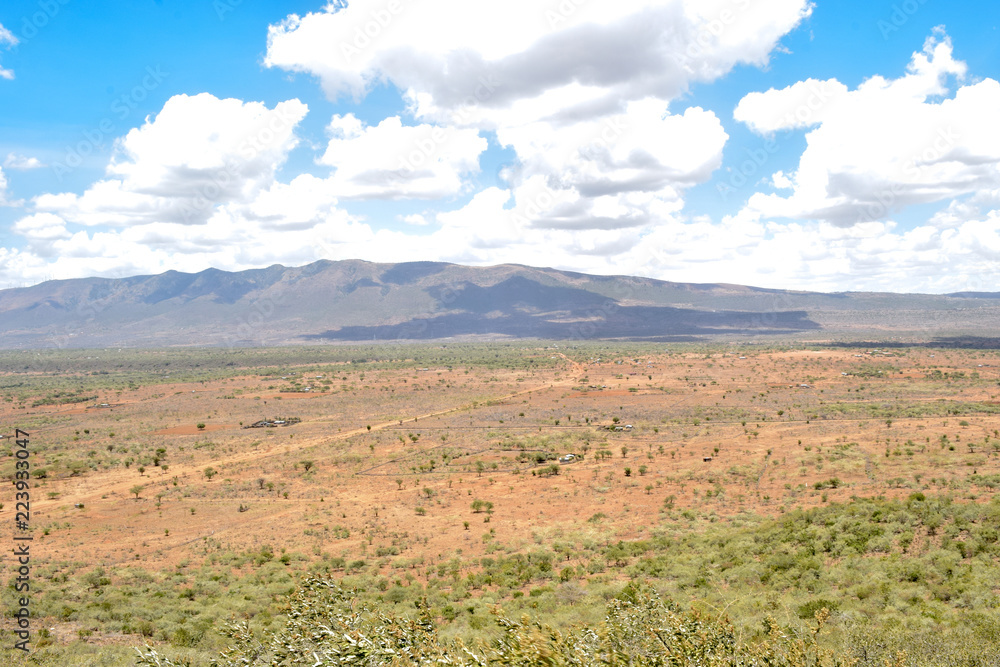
(4, 154), (45, 170)
(736, 30), (1000, 226)
(264, 0), (781, 233)
(35, 93), (309, 226)
(266, 0), (813, 125)
(318, 114), (487, 199)
(242, 174), (346, 230)
(496, 101), (727, 230)
(10, 3), (998, 296)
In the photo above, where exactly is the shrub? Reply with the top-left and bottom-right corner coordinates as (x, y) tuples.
(138, 579), (861, 667)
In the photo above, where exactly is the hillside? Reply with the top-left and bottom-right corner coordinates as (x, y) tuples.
(1, 260), (999, 348)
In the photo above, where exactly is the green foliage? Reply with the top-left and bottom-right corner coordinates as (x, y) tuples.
(134, 579), (862, 666)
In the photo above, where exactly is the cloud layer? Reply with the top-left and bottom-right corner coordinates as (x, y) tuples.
(736, 31), (1000, 227)
(3, 4), (998, 296)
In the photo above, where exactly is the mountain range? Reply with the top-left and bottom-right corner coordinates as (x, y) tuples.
(0, 260), (997, 348)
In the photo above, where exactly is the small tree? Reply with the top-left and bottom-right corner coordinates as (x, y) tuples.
(301, 460), (314, 472)
(395, 478), (404, 490)
(204, 467), (217, 481)
(621, 446), (628, 458)
(130, 485), (144, 500)
(196, 423), (206, 430)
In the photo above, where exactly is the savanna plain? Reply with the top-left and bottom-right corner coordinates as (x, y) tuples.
(2, 341), (1000, 665)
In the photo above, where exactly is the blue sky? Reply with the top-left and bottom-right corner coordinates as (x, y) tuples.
(0, 0), (997, 292)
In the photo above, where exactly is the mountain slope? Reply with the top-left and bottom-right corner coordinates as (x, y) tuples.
(0, 260), (997, 348)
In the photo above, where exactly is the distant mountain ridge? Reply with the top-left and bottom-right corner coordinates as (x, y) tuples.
(0, 260), (997, 348)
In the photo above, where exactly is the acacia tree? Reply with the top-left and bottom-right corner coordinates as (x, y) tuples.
(471, 499), (493, 514)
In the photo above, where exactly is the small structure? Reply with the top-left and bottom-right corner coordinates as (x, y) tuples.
(703, 456), (713, 462)
(559, 454), (576, 463)
(244, 417), (301, 429)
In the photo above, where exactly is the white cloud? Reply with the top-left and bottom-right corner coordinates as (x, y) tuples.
(0, 166), (24, 207)
(0, 23), (16, 80)
(771, 170), (793, 189)
(4, 154), (45, 170)
(400, 213), (430, 226)
(266, 0), (813, 127)
(496, 101), (727, 230)
(242, 174), (346, 230)
(10, 4), (999, 296)
(734, 78), (849, 133)
(35, 93), (309, 226)
(264, 1), (784, 237)
(318, 114), (487, 199)
(736, 29), (1000, 227)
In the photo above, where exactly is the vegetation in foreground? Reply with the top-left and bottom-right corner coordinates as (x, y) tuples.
(135, 580), (874, 666)
(2, 342), (1000, 665)
(5, 494), (1000, 666)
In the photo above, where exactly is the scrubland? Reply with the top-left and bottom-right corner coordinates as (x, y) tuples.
(1, 342), (999, 665)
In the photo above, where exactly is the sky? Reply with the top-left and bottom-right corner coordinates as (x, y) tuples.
(0, 0), (997, 294)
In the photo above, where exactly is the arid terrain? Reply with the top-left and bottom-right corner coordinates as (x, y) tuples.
(2, 342), (1000, 664)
